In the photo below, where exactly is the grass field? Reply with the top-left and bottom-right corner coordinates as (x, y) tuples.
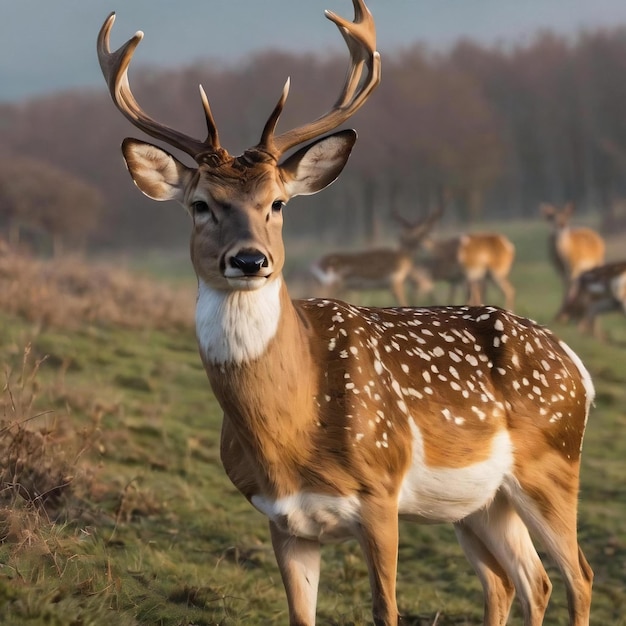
(0, 221), (625, 625)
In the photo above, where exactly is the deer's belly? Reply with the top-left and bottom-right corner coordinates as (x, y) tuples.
(251, 492), (361, 541)
(250, 424), (514, 539)
(398, 420), (514, 523)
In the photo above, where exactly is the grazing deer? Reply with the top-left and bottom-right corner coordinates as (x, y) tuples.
(558, 260), (626, 338)
(541, 202), (605, 316)
(310, 219), (435, 306)
(98, 3), (593, 625)
(393, 208), (516, 310)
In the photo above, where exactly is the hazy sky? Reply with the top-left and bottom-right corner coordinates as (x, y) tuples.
(3, 0), (626, 102)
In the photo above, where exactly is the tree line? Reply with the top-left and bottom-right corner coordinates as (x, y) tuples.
(1, 26), (626, 253)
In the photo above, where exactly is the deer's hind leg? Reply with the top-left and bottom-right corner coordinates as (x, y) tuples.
(507, 460), (593, 626)
(454, 521), (516, 626)
(456, 492), (552, 626)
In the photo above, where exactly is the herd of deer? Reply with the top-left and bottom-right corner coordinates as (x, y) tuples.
(311, 204), (517, 311)
(97, 1), (622, 624)
(312, 201), (625, 339)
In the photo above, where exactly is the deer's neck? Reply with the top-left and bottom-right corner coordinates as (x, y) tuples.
(196, 278), (319, 491)
(553, 225), (572, 244)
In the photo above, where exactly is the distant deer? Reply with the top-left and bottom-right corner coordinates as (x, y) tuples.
(99, 3), (593, 624)
(541, 202), (605, 316)
(394, 207), (516, 310)
(558, 260), (626, 338)
(310, 211), (438, 306)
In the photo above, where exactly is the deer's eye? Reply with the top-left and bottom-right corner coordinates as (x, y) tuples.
(192, 200), (210, 214)
(272, 200), (285, 213)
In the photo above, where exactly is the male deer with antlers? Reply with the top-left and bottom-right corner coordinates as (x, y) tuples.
(99, 3), (593, 624)
(310, 241), (433, 307)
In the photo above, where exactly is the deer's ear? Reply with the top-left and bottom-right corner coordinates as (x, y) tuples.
(280, 129), (357, 198)
(122, 138), (194, 202)
(540, 203), (556, 217)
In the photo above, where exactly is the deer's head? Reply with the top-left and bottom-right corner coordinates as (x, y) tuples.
(97, 2), (380, 292)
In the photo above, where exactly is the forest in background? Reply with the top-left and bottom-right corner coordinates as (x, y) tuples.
(1, 26), (626, 252)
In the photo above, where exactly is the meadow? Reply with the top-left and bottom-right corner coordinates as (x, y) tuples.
(0, 220), (625, 625)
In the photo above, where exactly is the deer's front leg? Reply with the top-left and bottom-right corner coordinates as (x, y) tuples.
(269, 521), (321, 626)
(356, 498), (401, 626)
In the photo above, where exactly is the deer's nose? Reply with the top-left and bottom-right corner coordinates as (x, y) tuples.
(229, 249), (269, 275)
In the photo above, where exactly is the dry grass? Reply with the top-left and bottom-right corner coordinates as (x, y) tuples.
(0, 346), (99, 543)
(0, 246), (194, 331)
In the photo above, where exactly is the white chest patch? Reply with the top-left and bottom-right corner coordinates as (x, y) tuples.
(196, 278), (282, 365)
(398, 418), (514, 522)
(251, 492), (361, 542)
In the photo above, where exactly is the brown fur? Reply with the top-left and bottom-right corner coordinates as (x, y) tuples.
(422, 233), (516, 309)
(541, 202), (606, 322)
(541, 202), (605, 281)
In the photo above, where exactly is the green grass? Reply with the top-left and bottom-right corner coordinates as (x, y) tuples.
(1, 222), (625, 625)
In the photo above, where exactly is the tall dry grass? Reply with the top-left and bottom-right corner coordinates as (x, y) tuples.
(0, 246), (194, 331)
(0, 346), (102, 549)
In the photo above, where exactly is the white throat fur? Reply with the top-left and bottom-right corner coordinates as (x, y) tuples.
(196, 278), (282, 365)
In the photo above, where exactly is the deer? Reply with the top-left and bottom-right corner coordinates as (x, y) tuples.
(309, 218), (435, 307)
(98, 3), (593, 625)
(393, 207), (516, 311)
(541, 202), (605, 318)
(558, 260), (626, 339)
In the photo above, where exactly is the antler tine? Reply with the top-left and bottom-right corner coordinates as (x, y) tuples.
(198, 85), (221, 149)
(430, 203), (445, 222)
(259, 0), (381, 158)
(399, 205), (444, 243)
(259, 79), (291, 150)
(390, 209), (416, 230)
(418, 204), (444, 235)
(325, 0), (377, 108)
(97, 13), (222, 160)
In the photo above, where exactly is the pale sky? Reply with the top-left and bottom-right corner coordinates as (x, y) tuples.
(3, 0), (626, 102)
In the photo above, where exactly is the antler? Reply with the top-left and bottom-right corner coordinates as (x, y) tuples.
(259, 0), (381, 157)
(390, 209), (417, 230)
(97, 12), (224, 162)
(394, 205), (443, 234)
(97, 0), (380, 163)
